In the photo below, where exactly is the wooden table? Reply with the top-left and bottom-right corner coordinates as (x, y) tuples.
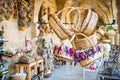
(15, 61), (37, 80)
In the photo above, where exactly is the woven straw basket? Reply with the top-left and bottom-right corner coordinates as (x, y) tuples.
(54, 49), (73, 63)
(49, 15), (70, 40)
(66, 7), (98, 36)
(82, 10), (98, 36)
(79, 52), (102, 67)
(49, 7), (74, 40)
(72, 33), (97, 50)
(11, 73), (26, 80)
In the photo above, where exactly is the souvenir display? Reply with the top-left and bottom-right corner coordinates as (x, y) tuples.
(38, 34), (54, 77)
(0, 0), (119, 80)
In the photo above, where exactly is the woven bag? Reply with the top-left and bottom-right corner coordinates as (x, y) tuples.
(71, 33), (97, 50)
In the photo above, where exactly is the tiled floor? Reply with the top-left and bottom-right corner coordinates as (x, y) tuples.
(43, 63), (97, 80)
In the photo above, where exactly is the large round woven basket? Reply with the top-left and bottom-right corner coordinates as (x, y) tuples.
(82, 11), (98, 36)
(79, 52), (102, 67)
(66, 8), (98, 36)
(49, 15), (70, 40)
(72, 33), (97, 50)
(49, 7), (74, 40)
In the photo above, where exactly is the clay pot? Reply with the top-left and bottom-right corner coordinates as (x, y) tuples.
(105, 30), (116, 39)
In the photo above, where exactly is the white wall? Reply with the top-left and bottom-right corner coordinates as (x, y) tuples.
(0, 16), (32, 50)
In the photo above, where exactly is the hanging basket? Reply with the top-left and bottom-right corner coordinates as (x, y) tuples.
(72, 33), (97, 50)
(82, 10), (98, 35)
(49, 15), (70, 40)
(54, 47), (73, 63)
(49, 7), (76, 40)
(79, 52), (102, 67)
(66, 8), (98, 36)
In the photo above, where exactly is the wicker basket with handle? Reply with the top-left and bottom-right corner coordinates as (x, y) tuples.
(71, 33), (102, 67)
(71, 33), (97, 50)
(66, 7), (87, 32)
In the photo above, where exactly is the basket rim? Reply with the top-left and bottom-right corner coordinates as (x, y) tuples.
(74, 33), (96, 42)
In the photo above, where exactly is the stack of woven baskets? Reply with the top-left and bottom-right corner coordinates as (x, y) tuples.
(49, 7), (102, 67)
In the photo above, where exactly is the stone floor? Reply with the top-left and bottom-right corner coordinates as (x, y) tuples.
(43, 63), (97, 80)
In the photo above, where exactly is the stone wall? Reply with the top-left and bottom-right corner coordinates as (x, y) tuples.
(0, 16), (34, 73)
